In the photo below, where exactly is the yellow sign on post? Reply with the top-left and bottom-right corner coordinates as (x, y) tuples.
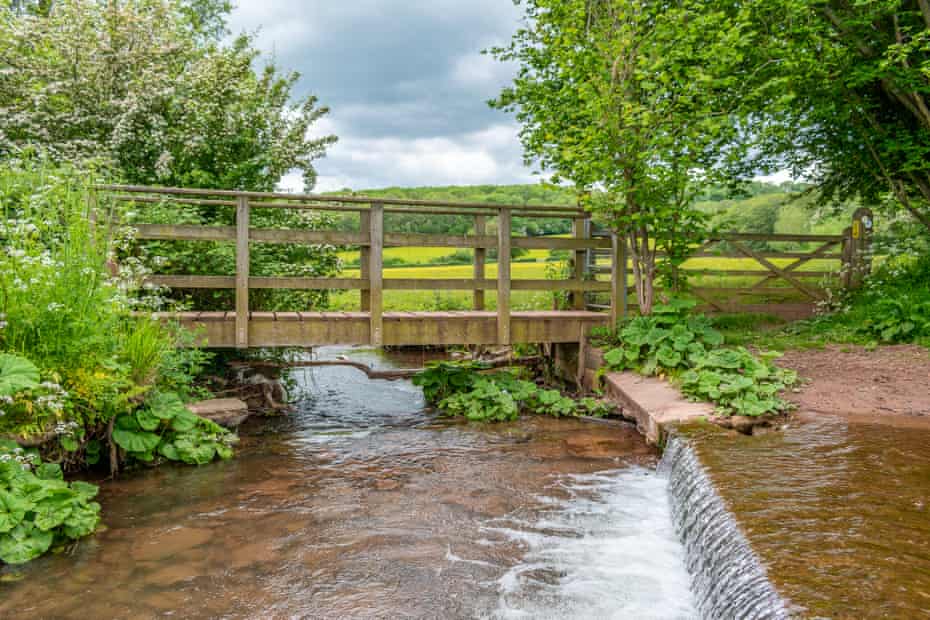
(852, 220), (861, 239)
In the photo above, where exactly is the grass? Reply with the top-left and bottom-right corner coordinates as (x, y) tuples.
(333, 238), (844, 308)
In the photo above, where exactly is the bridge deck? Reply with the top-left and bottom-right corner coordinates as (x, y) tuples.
(162, 311), (608, 348)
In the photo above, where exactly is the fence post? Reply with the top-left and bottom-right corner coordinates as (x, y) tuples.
(474, 214), (486, 310)
(369, 202), (384, 346)
(571, 215), (589, 310)
(359, 210), (371, 311)
(497, 207), (511, 345)
(235, 195), (250, 349)
(849, 207), (873, 290)
(610, 233), (627, 326)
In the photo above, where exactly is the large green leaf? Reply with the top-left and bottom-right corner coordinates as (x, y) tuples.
(0, 522), (54, 564)
(0, 354), (40, 397)
(0, 490), (30, 534)
(147, 391), (188, 420)
(112, 428), (161, 454)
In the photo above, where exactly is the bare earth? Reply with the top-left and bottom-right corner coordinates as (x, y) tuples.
(778, 345), (930, 426)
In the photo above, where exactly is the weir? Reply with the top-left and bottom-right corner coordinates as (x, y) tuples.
(661, 436), (791, 620)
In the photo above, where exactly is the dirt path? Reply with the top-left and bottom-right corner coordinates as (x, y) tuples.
(778, 345), (930, 426)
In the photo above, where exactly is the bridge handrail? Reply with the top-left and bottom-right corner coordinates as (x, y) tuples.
(93, 184), (622, 349)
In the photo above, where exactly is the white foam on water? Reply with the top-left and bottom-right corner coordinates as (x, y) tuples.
(488, 468), (698, 620)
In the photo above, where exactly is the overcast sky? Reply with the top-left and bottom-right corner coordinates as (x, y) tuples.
(228, 1), (533, 192)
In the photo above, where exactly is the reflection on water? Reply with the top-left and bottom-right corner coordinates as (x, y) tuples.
(687, 416), (930, 619)
(0, 347), (695, 619)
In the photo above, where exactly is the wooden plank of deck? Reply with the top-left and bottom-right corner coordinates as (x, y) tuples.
(164, 310), (607, 348)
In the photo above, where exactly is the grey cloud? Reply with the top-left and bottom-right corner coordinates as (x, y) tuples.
(229, 0), (537, 190)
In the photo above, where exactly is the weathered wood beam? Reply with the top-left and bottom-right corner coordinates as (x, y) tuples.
(235, 197), (250, 349)
(497, 208), (511, 345)
(369, 203), (384, 346)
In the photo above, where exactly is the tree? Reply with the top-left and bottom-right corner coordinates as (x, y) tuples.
(0, 0), (334, 192)
(0, 0), (340, 311)
(743, 0), (930, 234)
(492, 0), (755, 314)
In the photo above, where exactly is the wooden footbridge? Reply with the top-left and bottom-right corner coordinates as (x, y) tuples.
(98, 186), (871, 349)
(100, 185), (624, 348)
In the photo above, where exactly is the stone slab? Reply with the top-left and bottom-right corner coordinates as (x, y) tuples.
(603, 372), (713, 445)
(187, 398), (250, 428)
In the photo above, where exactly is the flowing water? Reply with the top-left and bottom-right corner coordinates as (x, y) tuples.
(683, 415), (930, 619)
(0, 347), (698, 619)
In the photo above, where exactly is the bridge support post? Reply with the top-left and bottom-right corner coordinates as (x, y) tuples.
(473, 214), (486, 310)
(369, 202), (384, 346)
(571, 215), (589, 310)
(235, 195), (250, 348)
(497, 207), (511, 345)
(360, 210), (371, 311)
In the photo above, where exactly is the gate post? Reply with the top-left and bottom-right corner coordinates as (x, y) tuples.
(497, 207), (511, 345)
(844, 208), (874, 290)
(235, 195), (250, 348)
(369, 203), (384, 346)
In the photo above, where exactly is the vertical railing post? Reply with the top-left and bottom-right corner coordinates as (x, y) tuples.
(849, 207), (874, 290)
(473, 214), (486, 310)
(369, 202), (384, 346)
(571, 215), (589, 310)
(359, 210), (371, 311)
(235, 195), (250, 349)
(497, 207), (511, 345)
(610, 232), (627, 326)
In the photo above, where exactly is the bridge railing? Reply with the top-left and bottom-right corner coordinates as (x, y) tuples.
(95, 185), (624, 348)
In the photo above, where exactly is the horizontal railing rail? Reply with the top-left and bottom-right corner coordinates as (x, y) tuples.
(95, 184), (618, 348)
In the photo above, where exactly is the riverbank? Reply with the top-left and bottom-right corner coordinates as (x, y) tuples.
(777, 344), (930, 425)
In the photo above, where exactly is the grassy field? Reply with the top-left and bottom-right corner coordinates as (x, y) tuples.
(327, 254), (843, 311)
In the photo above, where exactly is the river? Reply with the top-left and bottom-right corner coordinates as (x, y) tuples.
(0, 347), (697, 619)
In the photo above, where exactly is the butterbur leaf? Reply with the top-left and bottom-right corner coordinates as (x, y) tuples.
(170, 410), (199, 433)
(0, 354), (40, 398)
(112, 428), (161, 454)
(135, 407), (162, 431)
(0, 522), (54, 564)
(32, 498), (72, 531)
(59, 435), (79, 452)
(35, 462), (63, 481)
(62, 503), (100, 539)
(0, 490), (30, 534)
(146, 391), (188, 420)
(69, 481), (99, 501)
(656, 345), (683, 369)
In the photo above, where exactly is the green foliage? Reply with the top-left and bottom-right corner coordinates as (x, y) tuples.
(491, 0), (756, 313)
(0, 440), (100, 564)
(602, 299), (723, 376)
(859, 297), (930, 344)
(602, 299), (795, 417)
(112, 392), (237, 465)
(681, 349), (797, 417)
(414, 361), (613, 422)
(411, 361), (490, 404)
(0, 163), (213, 465)
(738, 0), (930, 233)
(0, 354), (39, 397)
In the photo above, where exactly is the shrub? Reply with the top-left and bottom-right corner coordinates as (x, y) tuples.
(0, 440), (101, 564)
(601, 298), (797, 417)
(414, 361), (614, 422)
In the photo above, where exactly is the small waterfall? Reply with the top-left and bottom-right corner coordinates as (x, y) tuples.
(661, 436), (792, 620)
